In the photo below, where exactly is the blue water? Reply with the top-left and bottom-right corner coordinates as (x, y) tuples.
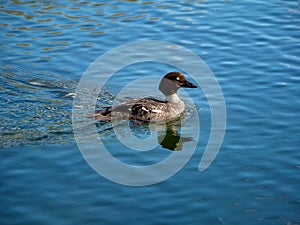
(1, 0), (300, 224)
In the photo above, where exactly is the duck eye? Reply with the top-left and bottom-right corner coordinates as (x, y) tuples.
(176, 77), (180, 81)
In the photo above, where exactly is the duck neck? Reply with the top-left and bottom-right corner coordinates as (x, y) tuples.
(166, 93), (182, 103)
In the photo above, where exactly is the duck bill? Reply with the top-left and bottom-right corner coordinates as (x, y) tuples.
(181, 81), (197, 88)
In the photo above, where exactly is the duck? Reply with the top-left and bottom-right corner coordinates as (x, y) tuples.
(94, 72), (197, 123)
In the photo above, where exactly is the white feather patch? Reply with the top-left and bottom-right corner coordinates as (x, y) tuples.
(151, 109), (163, 113)
(141, 106), (149, 112)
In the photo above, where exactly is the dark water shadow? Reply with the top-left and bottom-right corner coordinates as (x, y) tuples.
(157, 120), (193, 151)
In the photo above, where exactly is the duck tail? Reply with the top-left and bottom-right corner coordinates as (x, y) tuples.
(91, 105), (131, 121)
(93, 108), (112, 121)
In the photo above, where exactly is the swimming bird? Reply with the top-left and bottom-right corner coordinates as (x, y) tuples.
(94, 72), (197, 123)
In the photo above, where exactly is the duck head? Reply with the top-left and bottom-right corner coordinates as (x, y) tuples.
(159, 72), (197, 95)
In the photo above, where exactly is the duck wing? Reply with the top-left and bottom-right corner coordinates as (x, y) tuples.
(94, 97), (167, 122)
(130, 98), (169, 122)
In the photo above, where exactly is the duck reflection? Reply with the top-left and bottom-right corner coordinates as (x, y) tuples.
(96, 116), (194, 151)
(157, 119), (193, 151)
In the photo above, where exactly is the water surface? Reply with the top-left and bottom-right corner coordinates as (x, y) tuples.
(1, 0), (300, 224)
